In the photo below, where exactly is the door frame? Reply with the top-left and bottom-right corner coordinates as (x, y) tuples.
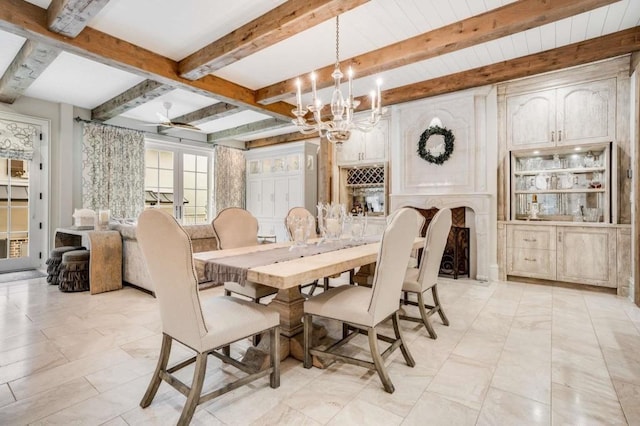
(0, 111), (48, 272)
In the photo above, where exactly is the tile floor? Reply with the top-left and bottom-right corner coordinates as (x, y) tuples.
(0, 274), (639, 425)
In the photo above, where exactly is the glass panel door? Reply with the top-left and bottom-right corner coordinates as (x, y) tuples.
(182, 153), (209, 224)
(144, 142), (212, 224)
(0, 116), (43, 272)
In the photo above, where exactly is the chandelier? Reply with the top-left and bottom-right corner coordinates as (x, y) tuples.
(291, 16), (385, 143)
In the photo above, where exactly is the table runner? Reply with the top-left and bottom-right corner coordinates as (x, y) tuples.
(203, 236), (380, 286)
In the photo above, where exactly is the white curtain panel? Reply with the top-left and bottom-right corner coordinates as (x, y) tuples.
(213, 145), (245, 215)
(82, 122), (145, 219)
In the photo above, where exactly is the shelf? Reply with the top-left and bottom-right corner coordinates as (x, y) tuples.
(514, 188), (605, 194)
(513, 166), (605, 175)
(345, 183), (385, 188)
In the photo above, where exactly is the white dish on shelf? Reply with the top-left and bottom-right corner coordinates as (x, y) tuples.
(535, 175), (548, 190)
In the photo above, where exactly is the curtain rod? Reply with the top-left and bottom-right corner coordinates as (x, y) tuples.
(73, 116), (214, 146)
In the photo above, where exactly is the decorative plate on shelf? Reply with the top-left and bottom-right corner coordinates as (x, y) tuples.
(535, 175), (548, 190)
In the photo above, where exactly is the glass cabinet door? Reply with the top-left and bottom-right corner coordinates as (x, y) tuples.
(511, 144), (609, 223)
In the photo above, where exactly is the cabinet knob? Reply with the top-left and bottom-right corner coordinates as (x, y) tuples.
(523, 238), (537, 242)
(558, 232), (562, 243)
(551, 131), (554, 142)
(524, 257), (536, 262)
(558, 130), (562, 141)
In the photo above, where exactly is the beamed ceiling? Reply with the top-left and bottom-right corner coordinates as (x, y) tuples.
(0, 0), (639, 148)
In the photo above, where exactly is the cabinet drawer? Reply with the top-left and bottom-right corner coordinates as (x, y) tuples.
(508, 248), (555, 280)
(507, 225), (555, 250)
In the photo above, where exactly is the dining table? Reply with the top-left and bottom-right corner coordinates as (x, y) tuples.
(193, 236), (425, 366)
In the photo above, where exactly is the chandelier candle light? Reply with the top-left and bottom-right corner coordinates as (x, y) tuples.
(292, 16), (385, 143)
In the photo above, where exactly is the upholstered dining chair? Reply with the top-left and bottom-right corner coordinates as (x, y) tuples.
(303, 208), (418, 393)
(400, 207), (452, 339)
(212, 207), (278, 303)
(353, 208), (424, 287)
(390, 208), (426, 268)
(136, 209), (280, 425)
(284, 207), (321, 296)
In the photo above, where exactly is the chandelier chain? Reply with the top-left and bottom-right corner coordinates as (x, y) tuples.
(335, 16), (340, 68)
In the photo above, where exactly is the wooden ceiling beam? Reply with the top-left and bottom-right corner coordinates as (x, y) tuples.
(178, 0), (369, 80)
(0, 39), (60, 104)
(47, 0), (111, 37)
(91, 79), (173, 121)
(0, 0), (293, 120)
(207, 118), (291, 143)
(250, 26), (640, 148)
(172, 102), (241, 126)
(256, 0), (619, 105)
(245, 131), (317, 149)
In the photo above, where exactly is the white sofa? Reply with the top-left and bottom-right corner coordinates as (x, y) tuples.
(111, 222), (218, 294)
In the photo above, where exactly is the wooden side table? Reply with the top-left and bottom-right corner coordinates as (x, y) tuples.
(54, 228), (122, 294)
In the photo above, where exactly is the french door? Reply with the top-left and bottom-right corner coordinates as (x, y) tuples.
(0, 113), (46, 272)
(144, 141), (212, 224)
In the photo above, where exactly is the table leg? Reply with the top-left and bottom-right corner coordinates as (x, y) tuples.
(241, 286), (333, 369)
(269, 287), (305, 337)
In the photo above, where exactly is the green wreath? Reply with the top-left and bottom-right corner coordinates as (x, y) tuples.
(417, 125), (455, 165)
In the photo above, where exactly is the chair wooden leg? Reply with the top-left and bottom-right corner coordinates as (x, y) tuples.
(392, 312), (415, 367)
(303, 314), (312, 368)
(222, 345), (230, 357)
(417, 292), (438, 339)
(140, 333), (172, 408)
(342, 322), (349, 339)
(177, 353), (207, 426)
(224, 289), (231, 296)
(269, 326), (280, 388)
(432, 284), (449, 326)
(323, 277), (330, 291)
(368, 326), (394, 393)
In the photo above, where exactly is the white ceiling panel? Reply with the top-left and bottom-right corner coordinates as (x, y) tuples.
(120, 89), (219, 124)
(196, 110), (273, 133)
(22, 52), (145, 109)
(89, 0), (288, 61)
(0, 30), (26, 77)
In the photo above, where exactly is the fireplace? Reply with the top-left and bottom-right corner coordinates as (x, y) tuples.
(392, 194), (493, 281)
(413, 207), (470, 279)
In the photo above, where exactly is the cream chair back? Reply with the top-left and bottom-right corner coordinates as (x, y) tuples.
(387, 208), (425, 237)
(285, 207), (316, 240)
(212, 208), (259, 249)
(368, 208), (418, 324)
(417, 208), (452, 291)
(137, 209), (207, 351)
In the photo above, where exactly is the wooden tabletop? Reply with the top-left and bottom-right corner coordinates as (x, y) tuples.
(194, 237), (424, 291)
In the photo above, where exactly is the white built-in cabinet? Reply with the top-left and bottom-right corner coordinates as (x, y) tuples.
(499, 58), (632, 294)
(506, 223), (617, 288)
(506, 78), (616, 150)
(336, 116), (389, 165)
(245, 141), (318, 243)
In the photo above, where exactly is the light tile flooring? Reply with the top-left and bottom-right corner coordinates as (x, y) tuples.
(1, 274), (639, 425)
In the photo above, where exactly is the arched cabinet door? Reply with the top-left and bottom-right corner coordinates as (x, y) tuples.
(556, 79), (616, 146)
(506, 78), (616, 150)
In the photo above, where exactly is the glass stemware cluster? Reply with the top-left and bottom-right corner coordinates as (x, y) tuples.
(317, 202), (348, 242)
(286, 215), (316, 248)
